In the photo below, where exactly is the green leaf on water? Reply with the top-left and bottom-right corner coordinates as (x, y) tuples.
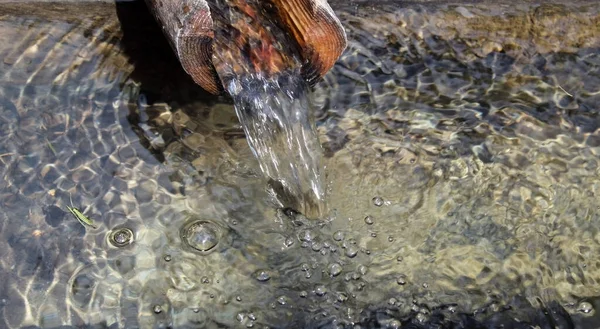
(66, 205), (97, 229)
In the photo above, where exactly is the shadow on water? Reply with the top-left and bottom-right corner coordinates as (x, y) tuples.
(113, 0), (228, 163)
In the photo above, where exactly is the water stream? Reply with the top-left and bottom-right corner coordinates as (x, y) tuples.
(226, 72), (327, 218)
(208, 0), (328, 218)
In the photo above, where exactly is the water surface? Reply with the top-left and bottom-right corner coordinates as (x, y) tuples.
(1, 1), (600, 328)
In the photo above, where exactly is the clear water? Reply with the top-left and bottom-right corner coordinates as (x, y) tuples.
(1, 1), (600, 328)
(225, 73), (327, 219)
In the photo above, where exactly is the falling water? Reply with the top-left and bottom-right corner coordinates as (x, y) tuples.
(208, 0), (328, 218)
(226, 73), (327, 218)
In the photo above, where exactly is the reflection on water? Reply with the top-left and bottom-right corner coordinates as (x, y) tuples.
(1, 1), (600, 328)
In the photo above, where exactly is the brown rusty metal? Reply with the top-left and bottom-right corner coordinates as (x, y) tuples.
(144, 0), (346, 94)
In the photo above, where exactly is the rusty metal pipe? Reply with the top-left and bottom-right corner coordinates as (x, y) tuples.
(144, 0), (346, 95)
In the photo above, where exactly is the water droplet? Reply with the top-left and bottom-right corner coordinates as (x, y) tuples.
(388, 236), (394, 242)
(192, 308), (200, 313)
(578, 301), (594, 314)
(364, 216), (374, 225)
(277, 296), (287, 305)
(388, 319), (401, 329)
(337, 293), (348, 302)
(333, 231), (344, 241)
(388, 298), (397, 306)
(371, 232), (377, 237)
(299, 291), (308, 298)
(358, 265), (368, 275)
(109, 228), (134, 247)
(153, 305), (162, 314)
(237, 313), (246, 322)
(248, 313), (257, 321)
(396, 256), (403, 262)
(253, 270), (271, 282)
(315, 285), (328, 296)
(299, 230), (314, 242)
(396, 276), (406, 285)
(422, 282), (429, 288)
(345, 246), (358, 258)
(201, 276), (210, 284)
(311, 242), (322, 251)
(328, 263), (343, 277)
(181, 220), (220, 253)
(372, 197), (384, 207)
(163, 254), (172, 262)
(284, 237), (294, 247)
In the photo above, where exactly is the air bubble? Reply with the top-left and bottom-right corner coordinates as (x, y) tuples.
(315, 285), (328, 296)
(388, 319), (401, 329)
(109, 227), (134, 247)
(299, 230), (314, 242)
(345, 246), (358, 258)
(333, 231), (344, 241)
(372, 196), (384, 207)
(284, 237), (294, 247)
(396, 276), (406, 285)
(277, 296), (288, 305)
(578, 301), (594, 314)
(181, 220), (220, 253)
(328, 263), (343, 277)
(163, 254), (172, 262)
(358, 265), (368, 275)
(311, 242), (323, 251)
(364, 216), (374, 225)
(253, 270), (272, 282)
